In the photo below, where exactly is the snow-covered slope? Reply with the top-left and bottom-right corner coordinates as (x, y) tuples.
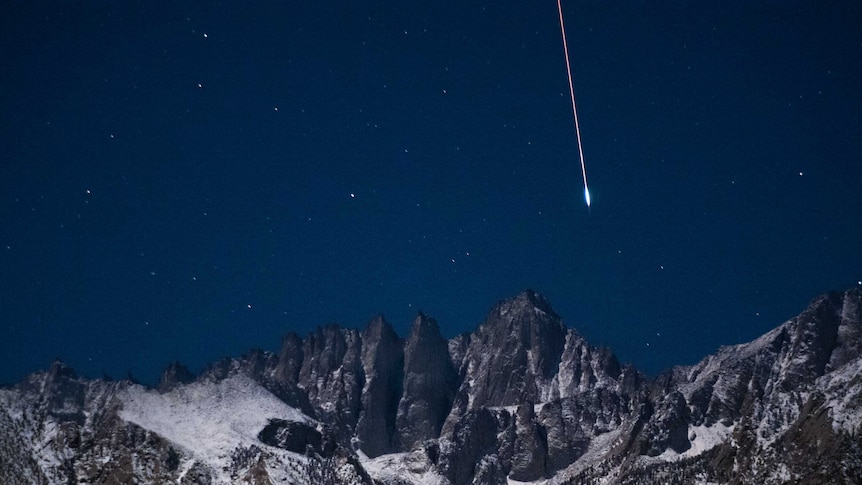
(119, 374), (313, 483)
(0, 363), (371, 485)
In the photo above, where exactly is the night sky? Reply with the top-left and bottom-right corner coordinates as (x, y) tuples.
(2, 0), (861, 385)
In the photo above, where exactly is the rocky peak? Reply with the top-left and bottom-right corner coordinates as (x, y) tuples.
(36, 360), (88, 425)
(408, 312), (443, 342)
(651, 288), (862, 451)
(397, 313), (458, 450)
(361, 314), (400, 347)
(756, 288), (862, 396)
(157, 361), (195, 393)
(791, 288), (862, 373)
(355, 315), (404, 457)
(298, 325), (364, 436)
(298, 324), (358, 391)
(46, 359), (77, 380)
(274, 332), (304, 386)
(455, 290), (567, 409)
(499, 289), (560, 320)
(197, 349), (277, 384)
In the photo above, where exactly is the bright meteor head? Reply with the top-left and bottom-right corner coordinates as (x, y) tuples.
(584, 187), (591, 207)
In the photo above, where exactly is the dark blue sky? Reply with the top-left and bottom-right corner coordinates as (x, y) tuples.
(2, 0), (860, 385)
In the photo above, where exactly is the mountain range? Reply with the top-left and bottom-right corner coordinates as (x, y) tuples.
(1, 288), (860, 484)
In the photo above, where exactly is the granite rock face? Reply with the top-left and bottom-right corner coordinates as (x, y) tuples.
(454, 290), (569, 410)
(396, 313), (458, 451)
(435, 291), (633, 482)
(355, 315), (404, 457)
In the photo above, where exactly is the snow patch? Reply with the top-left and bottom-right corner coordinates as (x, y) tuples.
(119, 374), (312, 482)
(361, 450), (447, 485)
(657, 422), (734, 460)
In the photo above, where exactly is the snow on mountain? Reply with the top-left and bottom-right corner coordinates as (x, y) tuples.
(2, 288), (861, 484)
(119, 373), (313, 483)
(361, 449), (448, 485)
(819, 356), (862, 435)
(654, 422), (735, 461)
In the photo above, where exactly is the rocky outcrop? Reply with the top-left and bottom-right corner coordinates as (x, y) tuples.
(258, 418), (336, 456)
(507, 403), (548, 481)
(438, 408), (501, 485)
(637, 391), (691, 456)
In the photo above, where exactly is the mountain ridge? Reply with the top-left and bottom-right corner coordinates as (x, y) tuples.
(2, 287), (860, 484)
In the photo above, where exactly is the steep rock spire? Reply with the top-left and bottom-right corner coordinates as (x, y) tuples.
(355, 315), (404, 457)
(397, 313), (458, 450)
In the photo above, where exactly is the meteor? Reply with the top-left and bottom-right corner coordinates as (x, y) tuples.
(556, 0), (591, 208)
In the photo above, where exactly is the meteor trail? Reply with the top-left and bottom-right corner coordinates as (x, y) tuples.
(556, 0), (591, 208)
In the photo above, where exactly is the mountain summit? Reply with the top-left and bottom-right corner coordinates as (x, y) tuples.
(1, 288), (860, 484)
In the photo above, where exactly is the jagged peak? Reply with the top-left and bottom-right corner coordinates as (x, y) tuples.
(158, 361), (195, 393)
(304, 323), (360, 349)
(367, 313), (387, 327)
(316, 322), (351, 334)
(362, 314), (400, 342)
(497, 289), (561, 320)
(414, 310), (435, 324)
(281, 331), (302, 344)
(800, 290), (847, 318)
(669, 287), (862, 403)
(47, 359), (77, 380)
(409, 312), (442, 339)
(840, 286), (862, 322)
(793, 288), (861, 328)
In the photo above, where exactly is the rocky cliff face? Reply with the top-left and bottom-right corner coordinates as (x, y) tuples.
(437, 290), (633, 484)
(355, 316), (404, 457)
(453, 290), (569, 409)
(610, 288), (862, 483)
(2, 288), (861, 485)
(397, 313), (458, 451)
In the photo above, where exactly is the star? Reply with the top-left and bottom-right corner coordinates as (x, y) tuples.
(2, 0), (860, 389)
